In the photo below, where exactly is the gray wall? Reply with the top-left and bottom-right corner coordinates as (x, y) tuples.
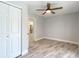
(43, 12), (79, 43)
(35, 15), (44, 40)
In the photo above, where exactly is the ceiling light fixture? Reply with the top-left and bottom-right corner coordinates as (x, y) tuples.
(46, 10), (51, 13)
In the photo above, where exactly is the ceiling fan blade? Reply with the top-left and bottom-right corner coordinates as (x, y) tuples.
(51, 11), (55, 14)
(36, 9), (46, 11)
(51, 7), (63, 10)
(42, 12), (46, 15)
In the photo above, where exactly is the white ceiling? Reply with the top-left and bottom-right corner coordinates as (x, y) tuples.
(24, 1), (79, 16)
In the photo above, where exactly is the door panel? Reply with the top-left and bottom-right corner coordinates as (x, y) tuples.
(0, 2), (9, 58)
(9, 6), (21, 57)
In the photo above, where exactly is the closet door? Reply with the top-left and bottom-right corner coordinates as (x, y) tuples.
(0, 2), (9, 58)
(9, 6), (21, 57)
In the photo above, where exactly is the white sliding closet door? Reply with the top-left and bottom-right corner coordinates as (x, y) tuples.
(0, 2), (9, 58)
(9, 6), (21, 57)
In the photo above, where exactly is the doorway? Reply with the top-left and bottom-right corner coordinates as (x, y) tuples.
(28, 17), (35, 45)
(29, 21), (34, 42)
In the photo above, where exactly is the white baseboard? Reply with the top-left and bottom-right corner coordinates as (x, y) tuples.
(34, 37), (43, 41)
(43, 36), (79, 45)
(22, 50), (28, 56)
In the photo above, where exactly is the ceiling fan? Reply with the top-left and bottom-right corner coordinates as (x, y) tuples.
(36, 3), (63, 15)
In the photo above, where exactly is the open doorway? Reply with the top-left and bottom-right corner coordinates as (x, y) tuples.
(28, 17), (36, 45)
(29, 21), (34, 42)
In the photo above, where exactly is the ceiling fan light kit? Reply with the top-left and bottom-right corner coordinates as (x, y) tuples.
(46, 10), (51, 13)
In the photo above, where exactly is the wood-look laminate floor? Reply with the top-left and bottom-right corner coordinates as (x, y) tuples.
(21, 39), (79, 58)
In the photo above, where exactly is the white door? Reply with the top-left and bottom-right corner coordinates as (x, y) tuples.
(0, 2), (21, 58)
(0, 2), (9, 58)
(9, 6), (21, 57)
